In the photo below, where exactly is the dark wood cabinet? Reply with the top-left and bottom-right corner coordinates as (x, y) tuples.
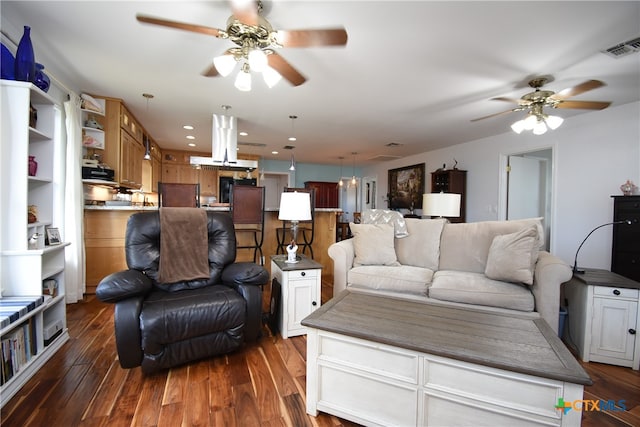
(305, 181), (339, 208)
(430, 169), (467, 222)
(611, 195), (640, 281)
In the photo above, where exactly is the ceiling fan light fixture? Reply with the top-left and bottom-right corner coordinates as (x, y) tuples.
(533, 119), (548, 135)
(248, 48), (268, 72)
(263, 66), (282, 88)
(213, 54), (236, 77)
(523, 114), (538, 130)
(510, 119), (526, 134)
(545, 115), (564, 130)
(234, 65), (252, 91)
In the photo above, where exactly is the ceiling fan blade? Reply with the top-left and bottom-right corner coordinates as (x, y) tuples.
(201, 63), (219, 77)
(267, 52), (306, 86)
(275, 28), (348, 47)
(230, 0), (258, 26)
(137, 15), (223, 37)
(491, 96), (526, 104)
(551, 80), (605, 100)
(555, 100), (611, 110)
(470, 109), (519, 122)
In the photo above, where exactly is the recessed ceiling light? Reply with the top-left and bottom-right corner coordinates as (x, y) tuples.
(186, 135), (195, 140)
(188, 143), (196, 147)
(183, 125), (194, 130)
(272, 150), (279, 155)
(239, 131), (248, 136)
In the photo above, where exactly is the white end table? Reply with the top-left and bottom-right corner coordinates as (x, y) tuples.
(563, 268), (639, 369)
(270, 254), (322, 338)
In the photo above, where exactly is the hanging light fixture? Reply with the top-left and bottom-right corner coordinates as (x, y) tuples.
(289, 152), (296, 171)
(337, 156), (344, 187)
(288, 115), (297, 141)
(349, 152), (358, 187)
(511, 103), (563, 135)
(142, 93), (154, 160)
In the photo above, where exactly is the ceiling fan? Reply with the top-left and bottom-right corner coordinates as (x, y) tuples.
(471, 77), (612, 125)
(136, 0), (348, 87)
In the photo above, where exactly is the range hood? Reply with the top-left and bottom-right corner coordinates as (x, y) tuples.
(190, 109), (257, 170)
(190, 156), (258, 170)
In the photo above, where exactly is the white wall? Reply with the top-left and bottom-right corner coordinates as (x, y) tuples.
(363, 101), (640, 268)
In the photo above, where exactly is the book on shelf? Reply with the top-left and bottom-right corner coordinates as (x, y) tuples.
(1, 318), (38, 385)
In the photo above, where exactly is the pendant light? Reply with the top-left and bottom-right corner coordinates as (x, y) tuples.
(288, 115), (297, 142)
(142, 93), (154, 160)
(289, 152), (296, 171)
(337, 156), (344, 187)
(349, 152), (358, 187)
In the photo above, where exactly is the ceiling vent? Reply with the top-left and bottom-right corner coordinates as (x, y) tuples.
(368, 154), (402, 161)
(385, 142), (402, 147)
(602, 36), (640, 58)
(238, 141), (267, 147)
(282, 145), (296, 150)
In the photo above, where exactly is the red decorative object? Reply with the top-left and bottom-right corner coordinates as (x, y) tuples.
(28, 155), (38, 176)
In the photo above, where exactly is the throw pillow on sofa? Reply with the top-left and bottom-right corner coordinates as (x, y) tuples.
(350, 222), (400, 266)
(485, 225), (539, 285)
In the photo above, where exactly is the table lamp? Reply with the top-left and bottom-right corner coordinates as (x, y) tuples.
(422, 192), (461, 219)
(278, 191), (312, 263)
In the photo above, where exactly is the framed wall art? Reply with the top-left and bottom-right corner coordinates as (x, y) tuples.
(387, 163), (425, 210)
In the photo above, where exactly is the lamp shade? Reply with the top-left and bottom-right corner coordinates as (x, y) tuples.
(278, 192), (311, 221)
(422, 192), (461, 218)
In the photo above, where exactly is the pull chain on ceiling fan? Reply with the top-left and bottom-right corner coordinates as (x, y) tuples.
(136, 0), (348, 89)
(472, 77), (612, 135)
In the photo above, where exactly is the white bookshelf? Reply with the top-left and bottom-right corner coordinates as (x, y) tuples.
(0, 80), (69, 406)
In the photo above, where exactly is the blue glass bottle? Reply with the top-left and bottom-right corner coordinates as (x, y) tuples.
(33, 63), (50, 92)
(14, 26), (35, 82)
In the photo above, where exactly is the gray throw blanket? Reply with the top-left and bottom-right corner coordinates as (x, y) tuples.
(157, 207), (210, 284)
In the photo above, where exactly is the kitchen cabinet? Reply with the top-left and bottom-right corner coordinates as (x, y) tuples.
(305, 181), (339, 208)
(97, 97), (145, 189)
(150, 140), (162, 193)
(611, 195), (640, 281)
(0, 80), (69, 405)
(563, 269), (639, 369)
(200, 167), (218, 197)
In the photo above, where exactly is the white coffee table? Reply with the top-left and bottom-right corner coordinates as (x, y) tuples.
(303, 291), (592, 427)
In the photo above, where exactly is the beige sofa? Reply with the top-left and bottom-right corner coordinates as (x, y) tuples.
(328, 216), (572, 333)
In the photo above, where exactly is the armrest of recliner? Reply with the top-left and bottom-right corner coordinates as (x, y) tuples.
(221, 262), (269, 287)
(222, 262), (269, 342)
(96, 269), (153, 303)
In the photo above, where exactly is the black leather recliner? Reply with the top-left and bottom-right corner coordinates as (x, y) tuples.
(96, 210), (268, 374)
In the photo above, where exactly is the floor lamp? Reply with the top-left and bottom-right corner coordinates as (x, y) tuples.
(278, 192), (312, 263)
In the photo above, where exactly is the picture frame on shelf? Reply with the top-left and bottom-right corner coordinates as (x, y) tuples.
(45, 227), (61, 245)
(387, 163), (425, 209)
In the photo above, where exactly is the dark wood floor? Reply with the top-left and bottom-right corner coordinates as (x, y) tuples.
(2, 282), (639, 426)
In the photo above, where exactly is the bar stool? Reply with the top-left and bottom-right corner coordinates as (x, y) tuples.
(230, 185), (265, 265)
(277, 187), (316, 258)
(158, 182), (200, 207)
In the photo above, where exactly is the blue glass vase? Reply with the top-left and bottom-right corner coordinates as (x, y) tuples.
(14, 26), (35, 82)
(1, 43), (15, 80)
(33, 63), (50, 92)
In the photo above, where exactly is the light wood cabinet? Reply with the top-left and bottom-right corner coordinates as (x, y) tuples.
(200, 167), (218, 196)
(97, 97), (144, 189)
(0, 80), (69, 405)
(84, 210), (143, 294)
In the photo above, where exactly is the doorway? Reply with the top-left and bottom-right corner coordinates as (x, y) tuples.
(500, 148), (553, 250)
(262, 172), (291, 210)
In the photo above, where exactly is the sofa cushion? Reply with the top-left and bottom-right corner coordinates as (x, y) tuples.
(439, 217), (544, 273)
(395, 218), (446, 270)
(485, 226), (539, 285)
(429, 271), (535, 312)
(350, 222), (400, 266)
(349, 265), (433, 296)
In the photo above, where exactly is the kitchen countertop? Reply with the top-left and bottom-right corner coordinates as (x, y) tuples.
(84, 205), (342, 212)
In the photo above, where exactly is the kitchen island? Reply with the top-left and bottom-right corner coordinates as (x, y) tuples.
(84, 206), (340, 293)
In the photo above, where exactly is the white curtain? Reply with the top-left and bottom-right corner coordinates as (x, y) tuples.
(64, 96), (86, 303)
